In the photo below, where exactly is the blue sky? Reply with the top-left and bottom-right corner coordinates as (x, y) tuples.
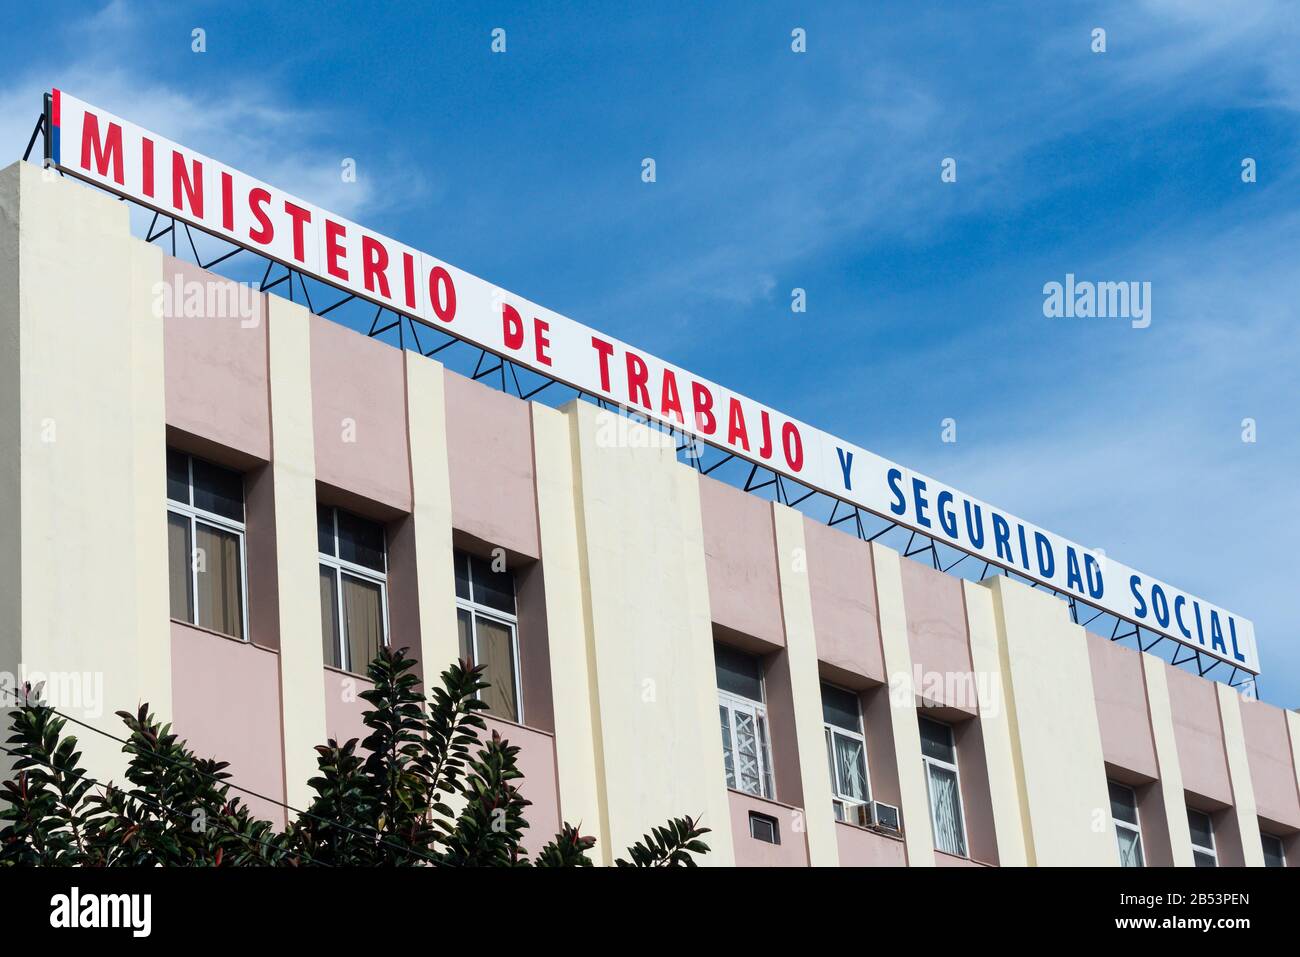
(3, 1), (1296, 705)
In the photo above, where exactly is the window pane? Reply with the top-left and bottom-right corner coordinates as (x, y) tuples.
(1116, 827), (1144, 867)
(320, 566), (341, 669)
(457, 607), (473, 664)
(834, 732), (868, 802)
(475, 614), (519, 721)
(1193, 850), (1217, 868)
(919, 717), (956, 764)
(454, 550), (471, 601)
(166, 450), (190, 505)
(757, 714), (774, 799)
(715, 644), (763, 701)
(1108, 781), (1139, 826)
(191, 457), (244, 522)
(167, 511), (193, 622)
(337, 509), (386, 572)
(821, 683), (861, 732)
(1261, 834), (1285, 868)
(927, 763), (966, 856)
(1187, 809), (1214, 849)
(317, 506), (336, 556)
(732, 708), (763, 796)
(720, 705), (736, 790)
(469, 554), (516, 614)
(195, 523), (243, 639)
(342, 573), (384, 674)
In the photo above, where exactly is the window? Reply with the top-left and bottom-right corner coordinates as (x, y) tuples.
(166, 450), (247, 640)
(749, 812), (779, 844)
(1187, 809), (1217, 867)
(454, 550), (523, 722)
(919, 716), (967, 857)
(1261, 832), (1286, 868)
(715, 644), (775, 800)
(318, 506), (388, 674)
(1109, 781), (1144, 867)
(822, 683), (869, 821)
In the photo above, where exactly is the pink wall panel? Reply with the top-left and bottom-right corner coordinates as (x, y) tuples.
(899, 558), (976, 716)
(444, 372), (540, 559)
(1087, 634), (1159, 779)
(169, 622), (286, 826)
(835, 822), (907, 866)
(804, 518), (884, 683)
(484, 716), (561, 859)
(1240, 698), (1300, 830)
(728, 791), (810, 867)
(162, 257), (270, 462)
(309, 315), (412, 513)
(1165, 665), (1233, 806)
(698, 476), (784, 646)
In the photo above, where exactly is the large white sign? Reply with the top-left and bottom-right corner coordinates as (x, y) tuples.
(45, 88), (1261, 674)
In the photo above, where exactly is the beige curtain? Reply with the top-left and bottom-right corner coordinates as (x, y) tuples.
(457, 608), (473, 664)
(343, 574), (383, 675)
(320, 566), (341, 668)
(196, 524), (243, 639)
(167, 512), (193, 622)
(475, 615), (518, 721)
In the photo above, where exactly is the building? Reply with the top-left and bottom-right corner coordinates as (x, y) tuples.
(1, 159), (1297, 868)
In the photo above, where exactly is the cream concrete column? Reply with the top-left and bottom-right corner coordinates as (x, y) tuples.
(1287, 711), (1300, 843)
(531, 403), (611, 862)
(963, 579), (1029, 866)
(771, 505), (839, 866)
(1140, 654), (1195, 866)
(871, 543), (935, 866)
(1216, 683), (1265, 866)
(984, 575), (1115, 866)
(560, 401), (735, 865)
(0, 162), (171, 781)
(265, 296), (328, 810)
(403, 352), (460, 692)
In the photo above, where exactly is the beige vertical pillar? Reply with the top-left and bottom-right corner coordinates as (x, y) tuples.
(871, 543), (936, 866)
(1141, 654), (1195, 866)
(984, 575), (1115, 866)
(403, 352), (460, 691)
(0, 161), (171, 781)
(963, 579), (1029, 866)
(1217, 683), (1265, 866)
(545, 401), (735, 865)
(531, 403), (611, 861)
(265, 297), (328, 810)
(771, 505), (839, 866)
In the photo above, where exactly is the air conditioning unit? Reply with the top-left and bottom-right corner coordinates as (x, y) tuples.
(851, 800), (902, 833)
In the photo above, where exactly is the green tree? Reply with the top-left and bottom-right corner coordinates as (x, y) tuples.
(0, 646), (709, 867)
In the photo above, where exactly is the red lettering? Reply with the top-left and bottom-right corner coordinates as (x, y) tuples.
(361, 236), (390, 298)
(660, 370), (684, 423)
(80, 113), (123, 185)
(428, 266), (456, 322)
(534, 318), (552, 366)
(502, 304), (524, 350)
(220, 172), (234, 231)
(692, 382), (716, 435)
(758, 411), (773, 459)
(626, 353), (651, 409)
(248, 189), (274, 244)
(727, 398), (750, 452)
(141, 138), (154, 197)
(324, 220), (349, 281)
(782, 422), (804, 472)
(284, 202), (312, 263)
(591, 336), (615, 392)
(402, 253), (418, 310)
(171, 153), (203, 217)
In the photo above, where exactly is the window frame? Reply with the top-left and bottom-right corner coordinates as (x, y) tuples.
(919, 716), (969, 858)
(166, 452), (250, 642)
(318, 506), (390, 674)
(822, 682), (871, 821)
(1109, 780), (1145, 867)
(454, 554), (525, 724)
(1260, 832), (1286, 868)
(1187, 808), (1217, 867)
(748, 811), (780, 845)
(718, 686), (776, 801)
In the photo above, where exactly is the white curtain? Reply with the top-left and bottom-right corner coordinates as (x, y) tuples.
(928, 764), (967, 856)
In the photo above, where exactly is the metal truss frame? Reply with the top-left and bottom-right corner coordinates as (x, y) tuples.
(19, 129), (1260, 699)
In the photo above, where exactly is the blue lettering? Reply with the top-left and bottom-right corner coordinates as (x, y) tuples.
(1209, 611), (1227, 655)
(963, 501), (985, 549)
(1084, 554), (1104, 599)
(1129, 574), (1146, 618)
(1151, 585), (1169, 628)
(1066, 548), (1084, 593)
(1034, 532), (1055, 579)
(886, 468), (905, 517)
(836, 447), (854, 491)
(992, 514), (1014, 564)
(937, 491), (958, 539)
(912, 478), (932, 529)
(1228, 617), (1246, 664)
(1173, 595), (1191, 639)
